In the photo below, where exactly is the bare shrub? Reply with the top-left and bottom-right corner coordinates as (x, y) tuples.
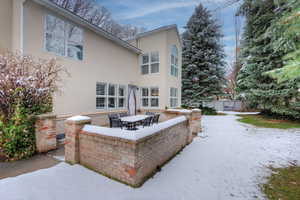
(0, 52), (67, 121)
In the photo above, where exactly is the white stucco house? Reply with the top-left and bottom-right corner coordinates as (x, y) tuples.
(0, 0), (182, 119)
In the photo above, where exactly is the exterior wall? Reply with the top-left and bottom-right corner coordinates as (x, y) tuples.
(0, 0), (13, 52)
(23, 0), (140, 116)
(65, 116), (190, 187)
(134, 31), (169, 110)
(166, 29), (182, 108)
(132, 28), (182, 110)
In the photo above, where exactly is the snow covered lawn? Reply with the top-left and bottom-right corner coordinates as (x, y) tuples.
(1, 113), (299, 200)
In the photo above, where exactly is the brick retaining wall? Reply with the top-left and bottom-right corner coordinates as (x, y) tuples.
(65, 116), (190, 187)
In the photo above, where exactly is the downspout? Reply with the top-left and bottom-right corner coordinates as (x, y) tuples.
(12, 0), (26, 53)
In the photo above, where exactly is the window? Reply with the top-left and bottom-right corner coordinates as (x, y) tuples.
(96, 83), (126, 109)
(96, 83), (107, 109)
(170, 87), (178, 108)
(108, 84), (116, 109)
(141, 51), (159, 74)
(141, 88), (149, 107)
(118, 85), (126, 108)
(45, 14), (83, 60)
(150, 52), (159, 73)
(141, 87), (159, 108)
(141, 54), (149, 75)
(171, 45), (179, 77)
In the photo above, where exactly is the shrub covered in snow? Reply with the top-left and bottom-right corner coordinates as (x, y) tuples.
(0, 52), (67, 161)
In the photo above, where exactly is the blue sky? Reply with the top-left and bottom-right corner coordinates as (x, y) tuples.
(97, 0), (243, 67)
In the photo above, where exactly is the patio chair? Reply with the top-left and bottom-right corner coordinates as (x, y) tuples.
(111, 118), (124, 129)
(108, 114), (122, 128)
(143, 116), (153, 128)
(152, 114), (160, 124)
(119, 112), (129, 118)
(146, 111), (155, 116)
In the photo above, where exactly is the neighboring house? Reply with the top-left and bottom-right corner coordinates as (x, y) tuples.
(0, 0), (182, 118)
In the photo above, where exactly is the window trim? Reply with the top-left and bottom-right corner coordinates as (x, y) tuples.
(140, 51), (160, 75)
(170, 45), (179, 77)
(141, 87), (159, 108)
(170, 87), (179, 108)
(96, 82), (107, 110)
(96, 82), (127, 110)
(44, 14), (84, 61)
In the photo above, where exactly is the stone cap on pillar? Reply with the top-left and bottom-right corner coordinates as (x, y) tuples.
(66, 115), (92, 125)
(36, 113), (57, 120)
(192, 109), (201, 113)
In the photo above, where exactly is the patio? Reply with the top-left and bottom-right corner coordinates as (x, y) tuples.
(1, 112), (299, 200)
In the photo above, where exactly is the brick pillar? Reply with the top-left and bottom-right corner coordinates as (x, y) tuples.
(191, 109), (202, 136)
(35, 113), (57, 153)
(65, 116), (91, 164)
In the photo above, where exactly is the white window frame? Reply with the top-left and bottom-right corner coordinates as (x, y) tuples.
(44, 14), (84, 61)
(96, 82), (107, 110)
(118, 85), (127, 109)
(141, 87), (159, 108)
(141, 51), (159, 75)
(96, 83), (127, 110)
(170, 45), (179, 77)
(170, 87), (178, 108)
(108, 84), (117, 109)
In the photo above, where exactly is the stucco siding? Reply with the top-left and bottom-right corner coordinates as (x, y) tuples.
(136, 31), (169, 109)
(166, 29), (182, 107)
(0, 0), (13, 51)
(23, 0), (139, 116)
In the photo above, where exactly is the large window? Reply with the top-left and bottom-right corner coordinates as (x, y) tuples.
(141, 51), (159, 75)
(171, 45), (178, 77)
(96, 83), (126, 109)
(170, 87), (178, 108)
(45, 15), (83, 60)
(141, 87), (159, 108)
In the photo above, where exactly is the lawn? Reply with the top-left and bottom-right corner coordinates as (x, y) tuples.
(262, 166), (300, 200)
(236, 114), (300, 129)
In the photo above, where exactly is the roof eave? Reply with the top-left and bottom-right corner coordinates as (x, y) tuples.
(32, 0), (142, 54)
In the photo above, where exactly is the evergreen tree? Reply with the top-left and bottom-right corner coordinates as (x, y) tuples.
(182, 4), (226, 105)
(236, 0), (300, 118)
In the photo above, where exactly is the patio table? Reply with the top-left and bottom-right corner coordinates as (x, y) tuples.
(120, 115), (149, 130)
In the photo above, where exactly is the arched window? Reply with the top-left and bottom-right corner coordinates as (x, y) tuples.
(171, 45), (178, 77)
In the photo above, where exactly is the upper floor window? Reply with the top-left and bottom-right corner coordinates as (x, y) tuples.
(141, 51), (159, 75)
(45, 15), (83, 60)
(171, 45), (178, 77)
(170, 87), (178, 108)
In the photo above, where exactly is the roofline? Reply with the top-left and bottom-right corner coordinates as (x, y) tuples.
(31, 0), (142, 54)
(127, 24), (182, 47)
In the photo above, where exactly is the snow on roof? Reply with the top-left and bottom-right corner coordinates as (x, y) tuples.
(166, 109), (192, 114)
(67, 115), (91, 121)
(82, 116), (187, 141)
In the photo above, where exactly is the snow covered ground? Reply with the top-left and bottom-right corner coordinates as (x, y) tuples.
(1, 113), (299, 200)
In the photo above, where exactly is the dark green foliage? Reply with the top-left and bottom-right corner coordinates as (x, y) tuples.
(236, 0), (300, 119)
(182, 4), (226, 105)
(201, 107), (218, 115)
(0, 104), (36, 161)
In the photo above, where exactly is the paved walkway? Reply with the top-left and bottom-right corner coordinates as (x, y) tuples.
(0, 113), (299, 200)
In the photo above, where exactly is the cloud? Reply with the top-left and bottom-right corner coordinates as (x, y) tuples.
(116, 0), (228, 20)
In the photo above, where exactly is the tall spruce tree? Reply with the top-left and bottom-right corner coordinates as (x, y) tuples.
(182, 4), (226, 105)
(236, 0), (300, 118)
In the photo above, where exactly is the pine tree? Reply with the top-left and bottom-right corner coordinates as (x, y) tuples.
(182, 4), (226, 105)
(236, 0), (300, 118)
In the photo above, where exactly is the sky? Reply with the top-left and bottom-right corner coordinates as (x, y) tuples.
(97, 0), (244, 68)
